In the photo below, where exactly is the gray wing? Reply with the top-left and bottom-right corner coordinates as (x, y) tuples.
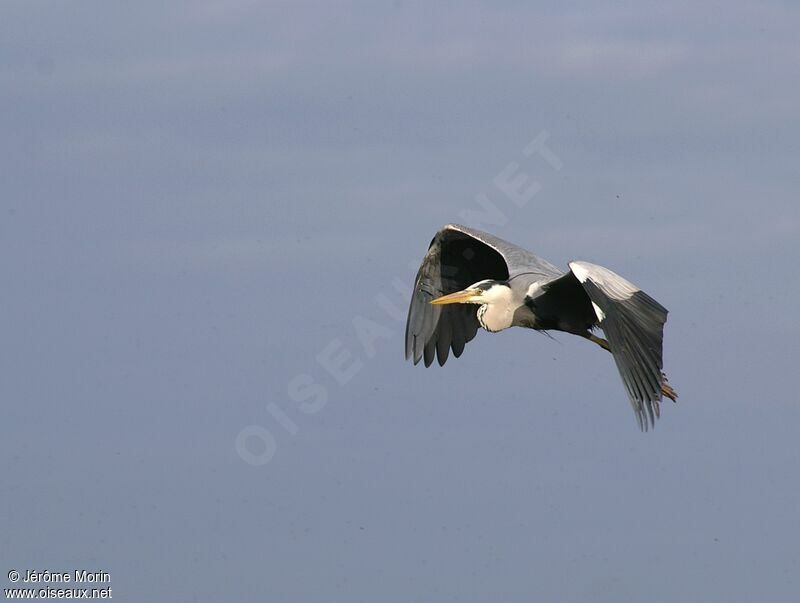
(405, 224), (560, 366)
(568, 261), (669, 431)
(447, 224), (562, 279)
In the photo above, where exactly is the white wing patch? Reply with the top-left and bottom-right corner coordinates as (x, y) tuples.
(591, 301), (606, 322)
(526, 282), (544, 297)
(569, 261), (640, 300)
(570, 262), (591, 283)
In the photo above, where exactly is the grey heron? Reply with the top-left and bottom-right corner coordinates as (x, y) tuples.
(405, 224), (677, 430)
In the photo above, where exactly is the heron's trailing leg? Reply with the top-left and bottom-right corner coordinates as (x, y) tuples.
(587, 333), (611, 351)
(583, 333), (678, 402)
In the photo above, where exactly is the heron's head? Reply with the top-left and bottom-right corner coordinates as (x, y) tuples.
(430, 279), (514, 332)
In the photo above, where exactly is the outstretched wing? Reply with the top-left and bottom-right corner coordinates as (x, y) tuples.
(568, 261), (669, 431)
(405, 225), (507, 366)
(405, 224), (559, 367)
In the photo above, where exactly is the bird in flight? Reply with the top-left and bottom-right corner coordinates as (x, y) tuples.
(405, 224), (677, 430)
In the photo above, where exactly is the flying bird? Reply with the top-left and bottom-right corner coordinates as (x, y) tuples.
(405, 224), (677, 430)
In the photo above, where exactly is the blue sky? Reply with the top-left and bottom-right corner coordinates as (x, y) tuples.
(2, 2), (799, 601)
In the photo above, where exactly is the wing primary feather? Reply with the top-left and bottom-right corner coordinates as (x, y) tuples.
(436, 312), (452, 366)
(451, 309), (467, 358)
(423, 340), (436, 367)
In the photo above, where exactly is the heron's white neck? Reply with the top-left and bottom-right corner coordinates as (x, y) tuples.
(476, 284), (515, 332)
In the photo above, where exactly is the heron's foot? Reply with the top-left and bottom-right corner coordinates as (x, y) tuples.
(661, 373), (678, 402)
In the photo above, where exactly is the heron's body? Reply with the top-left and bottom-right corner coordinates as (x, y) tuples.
(405, 224), (677, 431)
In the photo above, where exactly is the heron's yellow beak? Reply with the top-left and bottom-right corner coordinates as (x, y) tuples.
(430, 288), (483, 305)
